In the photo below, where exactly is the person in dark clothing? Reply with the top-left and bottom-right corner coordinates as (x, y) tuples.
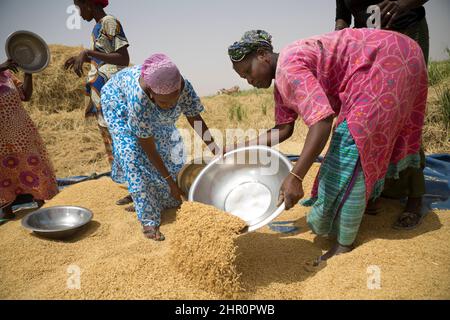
(335, 0), (429, 230)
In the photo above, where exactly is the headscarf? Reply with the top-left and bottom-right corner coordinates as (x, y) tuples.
(89, 0), (109, 8)
(141, 53), (182, 95)
(228, 30), (273, 62)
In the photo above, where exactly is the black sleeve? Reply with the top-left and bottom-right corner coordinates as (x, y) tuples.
(336, 0), (352, 25)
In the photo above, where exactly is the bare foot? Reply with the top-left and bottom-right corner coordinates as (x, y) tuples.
(125, 205), (135, 212)
(313, 243), (354, 266)
(143, 226), (165, 241)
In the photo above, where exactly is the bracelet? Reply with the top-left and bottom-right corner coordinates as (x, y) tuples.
(289, 171), (303, 182)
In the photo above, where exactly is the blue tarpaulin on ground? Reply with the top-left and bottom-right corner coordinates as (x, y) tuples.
(423, 154), (450, 210)
(57, 172), (111, 189)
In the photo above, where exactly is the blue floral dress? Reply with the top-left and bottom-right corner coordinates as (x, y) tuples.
(101, 66), (204, 227)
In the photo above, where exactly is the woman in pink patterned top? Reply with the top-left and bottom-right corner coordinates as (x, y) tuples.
(228, 29), (427, 264)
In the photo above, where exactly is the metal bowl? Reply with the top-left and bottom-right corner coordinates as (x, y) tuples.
(189, 146), (293, 232)
(5, 30), (50, 73)
(22, 206), (93, 240)
(177, 157), (211, 196)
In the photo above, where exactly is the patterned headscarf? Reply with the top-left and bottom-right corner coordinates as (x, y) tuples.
(141, 53), (182, 95)
(228, 30), (273, 62)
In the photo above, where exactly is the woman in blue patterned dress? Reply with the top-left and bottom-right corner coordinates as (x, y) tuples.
(101, 54), (219, 241)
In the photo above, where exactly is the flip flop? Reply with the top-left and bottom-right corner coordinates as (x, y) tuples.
(116, 195), (133, 206)
(392, 211), (424, 230)
(364, 199), (383, 216)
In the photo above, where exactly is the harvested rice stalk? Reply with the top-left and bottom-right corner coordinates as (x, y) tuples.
(170, 202), (247, 298)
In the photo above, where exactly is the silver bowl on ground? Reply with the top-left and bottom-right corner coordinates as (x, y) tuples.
(188, 146), (293, 232)
(5, 30), (50, 74)
(22, 206), (93, 240)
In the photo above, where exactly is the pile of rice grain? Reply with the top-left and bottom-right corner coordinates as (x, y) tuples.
(169, 202), (247, 299)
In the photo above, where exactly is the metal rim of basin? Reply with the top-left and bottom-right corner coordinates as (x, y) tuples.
(188, 145), (293, 232)
(21, 206), (93, 233)
(5, 30), (51, 74)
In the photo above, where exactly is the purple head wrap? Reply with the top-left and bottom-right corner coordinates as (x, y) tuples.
(141, 53), (182, 95)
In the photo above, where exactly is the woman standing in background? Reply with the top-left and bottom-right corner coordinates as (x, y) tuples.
(335, 0), (429, 229)
(64, 0), (133, 208)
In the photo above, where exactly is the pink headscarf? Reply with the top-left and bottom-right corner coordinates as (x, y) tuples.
(141, 53), (182, 95)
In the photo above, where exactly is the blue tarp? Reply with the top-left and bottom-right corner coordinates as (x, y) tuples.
(423, 154), (450, 210)
(57, 172), (111, 189)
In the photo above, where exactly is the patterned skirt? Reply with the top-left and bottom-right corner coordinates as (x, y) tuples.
(306, 121), (367, 246)
(0, 93), (58, 207)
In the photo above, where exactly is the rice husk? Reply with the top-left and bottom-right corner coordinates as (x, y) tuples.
(1, 165), (449, 299)
(170, 202), (247, 299)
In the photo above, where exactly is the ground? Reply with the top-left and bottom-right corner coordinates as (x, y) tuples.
(1, 165), (449, 300)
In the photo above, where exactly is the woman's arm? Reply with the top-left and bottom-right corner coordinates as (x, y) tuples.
(226, 122), (296, 153)
(290, 116), (333, 184)
(65, 46), (129, 77)
(21, 73), (33, 102)
(186, 114), (221, 156)
(379, 0), (429, 28)
(279, 116), (334, 210)
(85, 46), (130, 66)
(138, 136), (184, 200)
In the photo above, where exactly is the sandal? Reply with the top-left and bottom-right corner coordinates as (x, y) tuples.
(125, 205), (135, 213)
(143, 226), (165, 241)
(365, 199), (383, 216)
(116, 195), (133, 206)
(393, 211), (424, 230)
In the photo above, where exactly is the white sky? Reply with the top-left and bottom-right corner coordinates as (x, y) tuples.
(1, 0), (449, 96)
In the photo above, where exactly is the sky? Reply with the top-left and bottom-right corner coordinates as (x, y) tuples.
(1, 0), (449, 96)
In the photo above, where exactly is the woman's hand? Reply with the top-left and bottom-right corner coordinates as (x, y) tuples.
(168, 179), (185, 202)
(0, 59), (19, 73)
(64, 50), (89, 77)
(277, 174), (304, 210)
(74, 50), (89, 77)
(378, 0), (406, 29)
(64, 56), (76, 71)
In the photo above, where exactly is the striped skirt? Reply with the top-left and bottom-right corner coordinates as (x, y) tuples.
(306, 120), (366, 246)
